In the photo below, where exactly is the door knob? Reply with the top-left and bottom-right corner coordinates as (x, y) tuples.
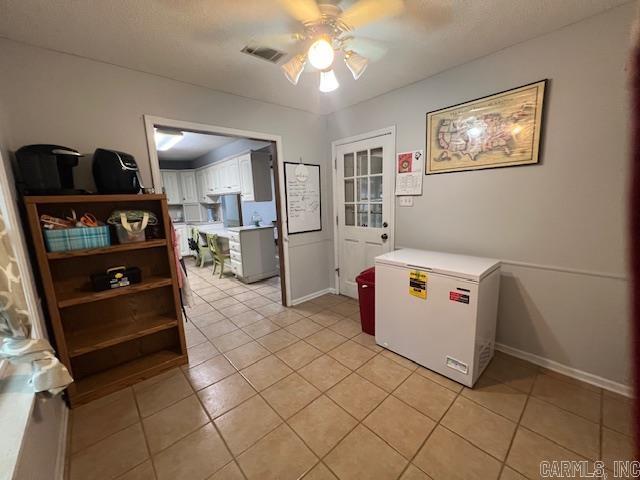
(381, 233), (388, 240)
(383, 222), (388, 228)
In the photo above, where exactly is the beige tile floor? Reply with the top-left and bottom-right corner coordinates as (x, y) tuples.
(67, 259), (634, 480)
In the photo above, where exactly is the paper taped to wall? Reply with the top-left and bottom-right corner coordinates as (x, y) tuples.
(395, 150), (424, 196)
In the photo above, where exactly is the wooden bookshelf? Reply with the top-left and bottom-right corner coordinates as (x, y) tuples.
(47, 239), (167, 260)
(24, 194), (187, 407)
(57, 275), (173, 308)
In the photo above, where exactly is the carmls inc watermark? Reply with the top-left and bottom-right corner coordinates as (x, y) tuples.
(540, 460), (640, 478)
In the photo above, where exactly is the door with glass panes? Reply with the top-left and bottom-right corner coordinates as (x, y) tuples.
(336, 134), (394, 298)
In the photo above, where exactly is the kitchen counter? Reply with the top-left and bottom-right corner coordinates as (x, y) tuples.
(195, 223), (234, 239)
(228, 225), (276, 232)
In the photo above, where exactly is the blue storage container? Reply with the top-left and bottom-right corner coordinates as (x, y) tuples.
(44, 225), (111, 252)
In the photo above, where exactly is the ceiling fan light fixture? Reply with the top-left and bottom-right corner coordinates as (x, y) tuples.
(344, 51), (368, 80)
(319, 69), (339, 93)
(308, 38), (335, 70)
(282, 54), (307, 85)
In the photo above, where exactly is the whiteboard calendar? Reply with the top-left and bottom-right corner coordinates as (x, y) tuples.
(284, 162), (322, 234)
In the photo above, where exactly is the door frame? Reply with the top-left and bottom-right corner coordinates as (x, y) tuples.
(331, 126), (396, 295)
(143, 115), (292, 306)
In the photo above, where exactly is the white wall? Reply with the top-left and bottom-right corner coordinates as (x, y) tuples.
(0, 39), (333, 301)
(327, 3), (632, 387)
(14, 395), (68, 480)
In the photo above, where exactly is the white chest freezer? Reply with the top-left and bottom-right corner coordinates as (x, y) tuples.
(374, 249), (501, 387)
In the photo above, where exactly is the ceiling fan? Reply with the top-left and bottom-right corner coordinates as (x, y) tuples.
(277, 0), (405, 92)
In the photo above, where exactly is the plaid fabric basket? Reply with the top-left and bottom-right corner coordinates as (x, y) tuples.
(44, 225), (111, 252)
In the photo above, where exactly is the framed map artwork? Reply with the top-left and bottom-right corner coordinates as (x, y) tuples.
(426, 80), (547, 174)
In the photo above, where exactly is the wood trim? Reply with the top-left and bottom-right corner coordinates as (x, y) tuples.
(270, 143), (287, 306)
(57, 276), (173, 308)
(24, 194), (165, 204)
(24, 201), (77, 399)
(161, 201), (188, 355)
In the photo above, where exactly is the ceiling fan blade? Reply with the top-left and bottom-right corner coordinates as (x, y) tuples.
(402, 0), (453, 30)
(340, 0), (405, 29)
(344, 36), (388, 62)
(254, 33), (301, 50)
(277, 0), (322, 24)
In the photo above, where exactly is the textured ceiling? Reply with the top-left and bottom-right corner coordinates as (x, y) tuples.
(0, 0), (629, 114)
(157, 131), (235, 161)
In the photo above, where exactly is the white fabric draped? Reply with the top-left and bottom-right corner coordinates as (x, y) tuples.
(0, 211), (72, 394)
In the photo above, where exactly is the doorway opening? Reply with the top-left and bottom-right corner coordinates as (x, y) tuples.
(143, 116), (290, 306)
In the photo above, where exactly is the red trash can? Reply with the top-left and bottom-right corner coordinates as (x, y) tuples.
(356, 267), (376, 335)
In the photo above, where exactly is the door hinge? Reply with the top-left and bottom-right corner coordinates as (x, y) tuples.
(334, 157), (337, 170)
(336, 215), (338, 226)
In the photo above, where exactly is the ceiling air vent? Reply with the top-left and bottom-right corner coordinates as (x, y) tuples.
(241, 45), (287, 64)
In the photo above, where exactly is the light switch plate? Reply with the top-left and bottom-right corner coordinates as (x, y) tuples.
(399, 196), (414, 207)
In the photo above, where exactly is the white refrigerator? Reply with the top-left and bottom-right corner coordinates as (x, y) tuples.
(375, 249), (501, 387)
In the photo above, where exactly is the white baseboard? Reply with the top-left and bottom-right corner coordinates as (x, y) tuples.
(55, 404), (69, 480)
(290, 288), (336, 306)
(495, 342), (632, 397)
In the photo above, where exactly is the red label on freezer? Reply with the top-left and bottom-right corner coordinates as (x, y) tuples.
(449, 292), (470, 304)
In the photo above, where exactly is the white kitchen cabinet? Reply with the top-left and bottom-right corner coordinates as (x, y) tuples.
(227, 226), (277, 283)
(216, 158), (241, 193)
(238, 151), (272, 202)
(184, 204), (203, 222)
(161, 170), (181, 205)
(180, 171), (198, 203)
(174, 225), (191, 257)
(238, 154), (253, 200)
(208, 164), (222, 195)
(196, 169), (209, 202)
(226, 158), (241, 192)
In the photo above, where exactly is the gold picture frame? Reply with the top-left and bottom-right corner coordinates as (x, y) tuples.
(426, 80), (547, 174)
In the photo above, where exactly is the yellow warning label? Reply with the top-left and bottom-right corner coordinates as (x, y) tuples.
(409, 270), (427, 299)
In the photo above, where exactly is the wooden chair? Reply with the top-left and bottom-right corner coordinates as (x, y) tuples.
(207, 233), (230, 278)
(191, 227), (211, 267)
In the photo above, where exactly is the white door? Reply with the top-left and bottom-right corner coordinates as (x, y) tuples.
(180, 171), (198, 203)
(238, 154), (254, 201)
(161, 171), (181, 204)
(336, 134), (394, 298)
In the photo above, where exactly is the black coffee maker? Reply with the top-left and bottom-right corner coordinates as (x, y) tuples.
(15, 144), (84, 195)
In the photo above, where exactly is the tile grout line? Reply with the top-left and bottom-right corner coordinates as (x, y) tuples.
(308, 350), (401, 479)
(491, 373), (534, 480)
(131, 386), (161, 480)
(183, 292), (354, 477)
(392, 372), (465, 480)
(204, 331), (387, 479)
(189, 376), (250, 480)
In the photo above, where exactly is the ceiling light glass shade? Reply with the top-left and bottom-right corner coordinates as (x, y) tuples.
(155, 129), (184, 151)
(308, 38), (335, 70)
(344, 51), (368, 80)
(281, 54), (306, 85)
(319, 69), (339, 93)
